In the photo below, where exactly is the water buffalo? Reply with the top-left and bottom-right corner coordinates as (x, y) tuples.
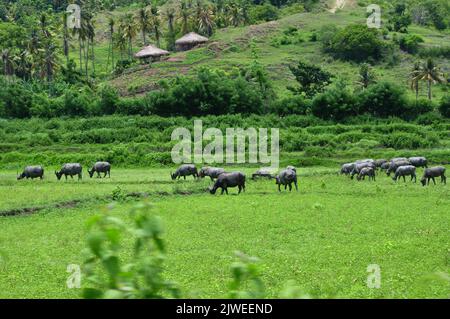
(286, 166), (297, 173)
(350, 162), (375, 179)
(386, 160), (411, 176)
(341, 163), (355, 175)
(88, 162), (111, 178)
(391, 157), (408, 162)
(380, 162), (390, 171)
(275, 169), (298, 192)
(392, 165), (417, 182)
(357, 167), (376, 181)
(355, 159), (375, 165)
(17, 166), (44, 180)
(408, 157), (428, 168)
(55, 163), (82, 181)
(198, 167), (225, 181)
(210, 172), (246, 195)
(420, 166), (446, 186)
(252, 169), (274, 180)
(374, 159), (388, 168)
(171, 164), (198, 180)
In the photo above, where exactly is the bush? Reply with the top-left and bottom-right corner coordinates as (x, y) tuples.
(399, 34), (424, 54)
(415, 112), (443, 125)
(97, 85), (119, 115)
(326, 24), (385, 61)
(270, 95), (312, 115)
(311, 83), (358, 121)
(439, 95), (450, 117)
(0, 79), (33, 118)
(357, 82), (409, 118)
(249, 3), (279, 22)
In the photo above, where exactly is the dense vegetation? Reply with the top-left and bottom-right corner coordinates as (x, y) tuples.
(0, 0), (448, 121)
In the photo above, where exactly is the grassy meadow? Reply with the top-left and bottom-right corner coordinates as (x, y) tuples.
(0, 166), (449, 298)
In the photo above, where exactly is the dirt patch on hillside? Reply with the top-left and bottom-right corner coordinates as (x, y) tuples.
(234, 21), (280, 45)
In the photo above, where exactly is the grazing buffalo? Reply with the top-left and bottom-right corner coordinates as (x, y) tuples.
(392, 165), (417, 183)
(380, 162), (390, 171)
(252, 169), (274, 180)
(408, 157), (428, 168)
(421, 167), (446, 186)
(357, 167), (376, 181)
(374, 159), (388, 168)
(341, 163), (355, 175)
(88, 162), (111, 178)
(17, 166), (44, 180)
(55, 163), (82, 181)
(171, 164), (198, 180)
(198, 167), (225, 181)
(356, 159), (375, 165)
(286, 166), (297, 173)
(351, 162), (375, 179)
(391, 157), (408, 162)
(386, 160), (411, 176)
(210, 172), (246, 195)
(275, 169), (298, 192)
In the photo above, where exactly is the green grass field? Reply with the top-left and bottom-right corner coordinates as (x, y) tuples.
(0, 166), (448, 298)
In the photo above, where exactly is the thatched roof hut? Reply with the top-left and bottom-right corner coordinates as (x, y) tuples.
(134, 45), (170, 61)
(175, 32), (209, 51)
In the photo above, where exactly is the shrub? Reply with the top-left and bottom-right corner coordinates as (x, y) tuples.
(311, 83), (358, 121)
(358, 82), (409, 118)
(97, 85), (119, 115)
(439, 95), (450, 118)
(415, 112), (443, 125)
(249, 3), (279, 22)
(399, 34), (424, 54)
(327, 24), (385, 61)
(270, 96), (311, 115)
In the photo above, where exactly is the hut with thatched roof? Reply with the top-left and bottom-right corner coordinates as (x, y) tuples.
(175, 32), (209, 51)
(134, 45), (170, 62)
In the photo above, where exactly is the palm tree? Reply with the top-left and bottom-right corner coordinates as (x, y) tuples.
(14, 49), (32, 80)
(196, 2), (215, 36)
(137, 7), (151, 45)
(165, 8), (176, 51)
(179, 1), (191, 35)
(411, 59), (446, 100)
(228, 3), (242, 27)
(356, 63), (376, 90)
(1, 49), (15, 80)
(107, 17), (115, 71)
(150, 6), (162, 48)
(40, 43), (59, 83)
(120, 14), (137, 59)
(409, 61), (421, 102)
(62, 12), (71, 65)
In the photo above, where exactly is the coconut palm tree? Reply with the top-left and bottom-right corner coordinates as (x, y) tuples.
(107, 17), (115, 71)
(165, 7), (176, 51)
(1, 49), (15, 80)
(120, 14), (137, 59)
(409, 61), (421, 102)
(228, 3), (242, 27)
(150, 6), (162, 48)
(411, 59), (446, 100)
(179, 1), (191, 35)
(62, 12), (71, 65)
(137, 7), (151, 45)
(14, 49), (32, 80)
(196, 2), (215, 36)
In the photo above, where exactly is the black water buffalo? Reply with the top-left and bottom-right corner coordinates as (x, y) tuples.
(392, 165), (417, 182)
(386, 160), (411, 176)
(210, 172), (246, 195)
(275, 169), (298, 192)
(88, 162), (111, 178)
(286, 166), (297, 173)
(408, 157), (428, 168)
(357, 167), (376, 181)
(341, 163), (355, 175)
(351, 162), (376, 179)
(171, 164), (198, 180)
(17, 166), (44, 180)
(55, 163), (83, 180)
(198, 167), (225, 181)
(374, 159), (388, 168)
(252, 169), (274, 180)
(421, 166), (446, 186)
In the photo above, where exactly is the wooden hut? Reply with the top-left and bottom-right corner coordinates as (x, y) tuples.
(134, 45), (170, 62)
(175, 32), (209, 51)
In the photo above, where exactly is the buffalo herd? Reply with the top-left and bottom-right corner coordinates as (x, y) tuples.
(15, 156), (447, 195)
(340, 157), (447, 186)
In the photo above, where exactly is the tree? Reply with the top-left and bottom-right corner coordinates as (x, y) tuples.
(411, 59), (445, 100)
(179, 1), (191, 35)
(327, 24), (384, 62)
(120, 14), (137, 59)
(107, 17), (115, 71)
(62, 11), (71, 65)
(1, 49), (15, 79)
(165, 8), (176, 51)
(137, 7), (151, 45)
(288, 60), (332, 98)
(196, 1), (215, 36)
(409, 61), (421, 102)
(150, 6), (162, 48)
(356, 63), (376, 90)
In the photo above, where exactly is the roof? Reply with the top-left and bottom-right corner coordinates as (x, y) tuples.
(134, 45), (170, 58)
(175, 32), (209, 45)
